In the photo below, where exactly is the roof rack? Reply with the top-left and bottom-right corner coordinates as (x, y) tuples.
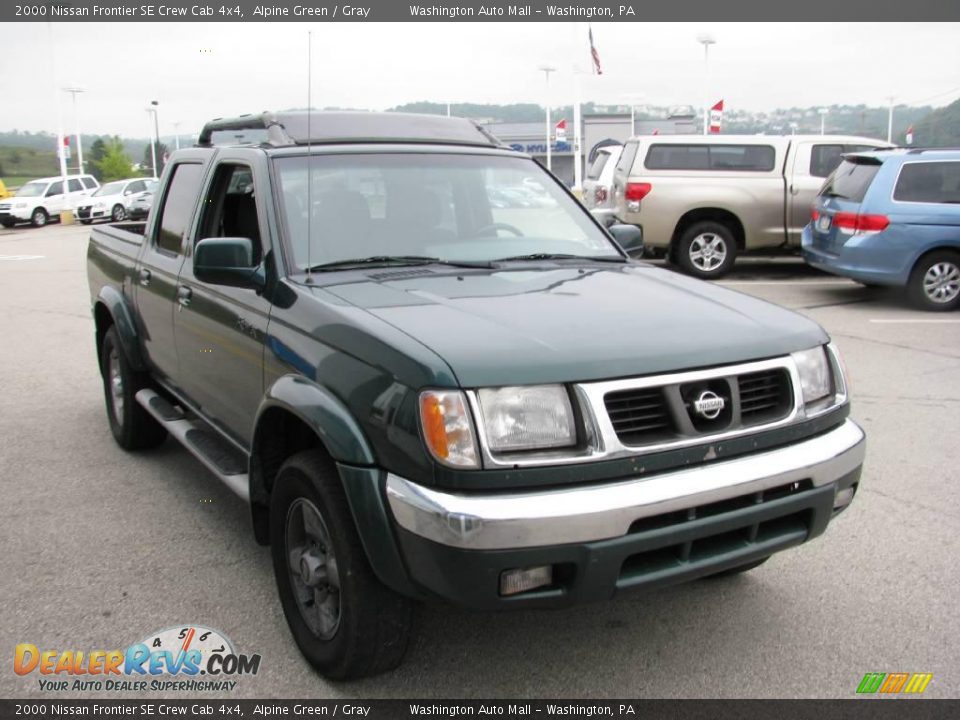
(197, 110), (505, 149)
(905, 147), (960, 154)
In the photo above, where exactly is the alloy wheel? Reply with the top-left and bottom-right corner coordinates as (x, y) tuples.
(285, 498), (342, 640)
(923, 261), (960, 304)
(689, 232), (728, 272)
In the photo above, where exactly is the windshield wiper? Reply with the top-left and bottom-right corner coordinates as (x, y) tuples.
(307, 255), (494, 272)
(494, 253), (627, 263)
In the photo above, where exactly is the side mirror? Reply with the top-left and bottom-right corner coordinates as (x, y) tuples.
(194, 237), (265, 290)
(608, 223), (644, 256)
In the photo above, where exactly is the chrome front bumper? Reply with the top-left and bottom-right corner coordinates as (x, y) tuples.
(386, 419), (865, 551)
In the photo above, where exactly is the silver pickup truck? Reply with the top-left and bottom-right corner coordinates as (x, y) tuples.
(611, 134), (891, 278)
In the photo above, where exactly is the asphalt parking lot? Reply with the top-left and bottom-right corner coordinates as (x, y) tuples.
(1, 222), (958, 700)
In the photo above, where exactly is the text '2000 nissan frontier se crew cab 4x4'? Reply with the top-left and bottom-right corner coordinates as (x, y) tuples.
(86, 112), (866, 680)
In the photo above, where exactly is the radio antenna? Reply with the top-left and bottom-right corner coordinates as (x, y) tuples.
(305, 30), (314, 283)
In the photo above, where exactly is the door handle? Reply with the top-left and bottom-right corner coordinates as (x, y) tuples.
(138, 268), (151, 286)
(177, 285), (192, 307)
(789, 184), (799, 196)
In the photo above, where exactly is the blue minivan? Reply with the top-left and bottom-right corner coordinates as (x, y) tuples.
(802, 149), (960, 310)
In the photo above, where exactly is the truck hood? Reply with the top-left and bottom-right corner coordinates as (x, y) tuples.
(322, 263), (827, 387)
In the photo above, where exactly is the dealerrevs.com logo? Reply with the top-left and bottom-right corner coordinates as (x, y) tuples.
(14, 625), (261, 692)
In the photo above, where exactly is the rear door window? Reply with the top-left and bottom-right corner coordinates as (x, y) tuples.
(156, 163), (205, 254)
(81, 176), (98, 189)
(893, 162), (960, 204)
(587, 152), (610, 180)
(68, 179), (83, 192)
(615, 141), (639, 176)
(819, 159), (881, 203)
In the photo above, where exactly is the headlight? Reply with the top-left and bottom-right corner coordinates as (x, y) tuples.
(477, 385), (576, 452)
(791, 346), (832, 404)
(14, 202), (27, 209)
(419, 390), (478, 468)
(93, 202), (105, 210)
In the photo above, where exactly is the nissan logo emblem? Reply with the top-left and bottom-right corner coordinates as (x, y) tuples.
(693, 390), (726, 420)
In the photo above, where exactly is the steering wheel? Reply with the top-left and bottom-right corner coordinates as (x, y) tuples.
(474, 222), (525, 238)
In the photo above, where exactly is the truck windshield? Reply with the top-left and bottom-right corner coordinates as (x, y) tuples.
(273, 153), (620, 270)
(16, 182), (46, 198)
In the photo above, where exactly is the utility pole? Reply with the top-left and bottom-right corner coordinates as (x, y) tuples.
(146, 101), (160, 179)
(886, 96), (895, 143)
(697, 33), (716, 136)
(538, 65), (556, 171)
(172, 121), (181, 150)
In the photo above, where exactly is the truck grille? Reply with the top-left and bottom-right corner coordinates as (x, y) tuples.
(601, 362), (795, 447)
(739, 369), (792, 425)
(0, 203), (11, 212)
(604, 387), (673, 444)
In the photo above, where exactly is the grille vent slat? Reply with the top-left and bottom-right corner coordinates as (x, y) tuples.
(603, 387), (674, 445)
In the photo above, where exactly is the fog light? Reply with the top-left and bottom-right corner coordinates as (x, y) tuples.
(834, 486), (856, 511)
(499, 566), (553, 596)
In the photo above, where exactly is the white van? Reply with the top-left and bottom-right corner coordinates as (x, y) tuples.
(0, 174), (100, 228)
(611, 135), (890, 278)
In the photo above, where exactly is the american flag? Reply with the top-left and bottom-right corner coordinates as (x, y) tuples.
(589, 25), (602, 75)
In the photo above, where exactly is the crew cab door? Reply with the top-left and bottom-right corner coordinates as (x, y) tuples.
(173, 157), (273, 446)
(135, 160), (206, 384)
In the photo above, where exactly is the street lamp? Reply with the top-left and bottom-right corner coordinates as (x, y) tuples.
(62, 85), (86, 174)
(538, 65), (556, 171)
(818, 107), (829, 135)
(172, 121), (182, 151)
(145, 100), (160, 179)
(696, 33), (716, 136)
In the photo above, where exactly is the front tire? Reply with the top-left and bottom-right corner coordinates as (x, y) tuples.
(908, 251), (960, 311)
(30, 208), (48, 227)
(112, 204), (126, 222)
(80, 219), (93, 225)
(676, 221), (737, 279)
(270, 450), (412, 680)
(100, 326), (167, 450)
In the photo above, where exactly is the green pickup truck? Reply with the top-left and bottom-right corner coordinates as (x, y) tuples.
(86, 111), (865, 679)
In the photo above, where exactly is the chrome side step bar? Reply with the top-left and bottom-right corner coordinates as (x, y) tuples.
(135, 389), (250, 503)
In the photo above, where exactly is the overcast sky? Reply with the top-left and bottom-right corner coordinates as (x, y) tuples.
(1, 22), (958, 139)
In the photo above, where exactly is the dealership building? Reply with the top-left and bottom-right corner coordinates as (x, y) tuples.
(482, 109), (698, 186)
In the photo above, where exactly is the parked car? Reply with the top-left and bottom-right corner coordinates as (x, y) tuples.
(87, 111), (864, 680)
(126, 188), (156, 220)
(77, 178), (158, 224)
(0, 174), (99, 227)
(803, 148), (960, 311)
(583, 144), (623, 212)
(611, 134), (891, 278)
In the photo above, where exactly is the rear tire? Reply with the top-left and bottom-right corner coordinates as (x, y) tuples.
(100, 326), (167, 450)
(270, 449), (413, 679)
(704, 556), (770, 579)
(676, 221), (737, 279)
(908, 251), (960, 311)
(30, 208), (48, 227)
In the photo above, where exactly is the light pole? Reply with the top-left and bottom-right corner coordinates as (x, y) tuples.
(145, 100), (160, 179)
(62, 86), (86, 174)
(538, 65), (556, 171)
(696, 33), (716, 136)
(818, 107), (829, 135)
(172, 121), (182, 151)
(622, 93), (644, 137)
(886, 96), (895, 143)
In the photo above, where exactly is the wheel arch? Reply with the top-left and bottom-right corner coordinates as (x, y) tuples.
(670, 207), (746, 256)
(93, 286), (145, 373)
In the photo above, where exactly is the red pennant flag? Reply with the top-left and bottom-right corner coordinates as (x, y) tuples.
(709, 100), (724, 134)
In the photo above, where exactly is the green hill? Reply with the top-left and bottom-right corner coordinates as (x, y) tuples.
(911, 98), (960, 147)
(0, 146), (61, 188)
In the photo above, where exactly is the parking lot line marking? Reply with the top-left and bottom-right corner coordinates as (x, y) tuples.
(870, 318), (960, 324)
(718, 280), (854, 286)
(0, 254), (45, 261)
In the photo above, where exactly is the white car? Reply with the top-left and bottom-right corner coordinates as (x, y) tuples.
(76, 178), (158, 224)
(0, 174), (99, 228)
